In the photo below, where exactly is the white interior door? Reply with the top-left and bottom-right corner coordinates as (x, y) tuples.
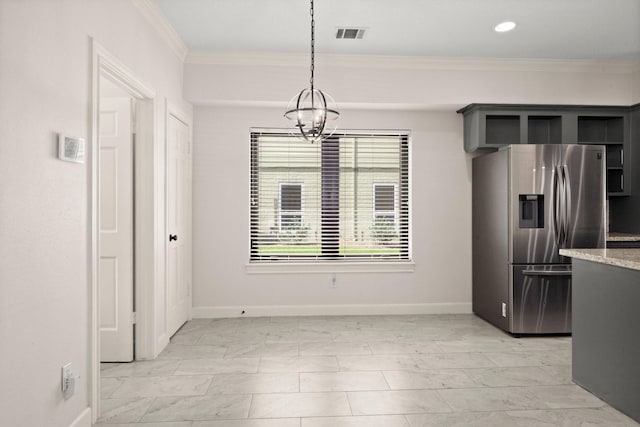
(99, 97), (134, 362)
(167, 113), (191, 337)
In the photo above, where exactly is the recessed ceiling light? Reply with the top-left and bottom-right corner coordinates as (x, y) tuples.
(494, 21), (516, 33)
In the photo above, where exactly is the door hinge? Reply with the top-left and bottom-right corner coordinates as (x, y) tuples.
(132, 312), (137, 324)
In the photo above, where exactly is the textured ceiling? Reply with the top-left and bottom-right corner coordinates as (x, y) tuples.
(152, 0), (640, 60)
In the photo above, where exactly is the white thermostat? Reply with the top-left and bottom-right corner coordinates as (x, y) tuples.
(58, 134), (85, 164)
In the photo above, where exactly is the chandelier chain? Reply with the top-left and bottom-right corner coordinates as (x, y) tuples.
(310, 0), (315, 91)
(284, 0), (338, 143)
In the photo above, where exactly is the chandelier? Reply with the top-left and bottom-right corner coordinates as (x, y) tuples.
(284, 0), (339, 143)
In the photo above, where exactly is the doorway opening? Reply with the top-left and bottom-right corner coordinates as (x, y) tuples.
(90, 41), (157, 423)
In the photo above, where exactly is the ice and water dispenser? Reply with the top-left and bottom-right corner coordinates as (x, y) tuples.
(519, 194), (544, 228)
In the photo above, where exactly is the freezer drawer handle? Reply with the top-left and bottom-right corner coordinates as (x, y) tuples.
(522, 270), (572, 276)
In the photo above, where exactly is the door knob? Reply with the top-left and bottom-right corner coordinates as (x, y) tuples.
(169, 234), (178, 242)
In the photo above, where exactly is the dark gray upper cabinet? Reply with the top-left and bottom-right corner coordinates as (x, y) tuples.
(457, 103), (631, 197)
(609, 104), (640, 232)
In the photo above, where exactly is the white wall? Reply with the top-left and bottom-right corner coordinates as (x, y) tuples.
(0, 1), (189, 426)
(185, 55), (637, 109)
(193, 107), (471, 315)
(187, 55), (636, 316)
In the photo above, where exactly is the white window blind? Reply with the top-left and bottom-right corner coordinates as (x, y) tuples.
(250, 131), (410, 261)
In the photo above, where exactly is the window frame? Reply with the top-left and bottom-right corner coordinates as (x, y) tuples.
(249, 130), (412, 267)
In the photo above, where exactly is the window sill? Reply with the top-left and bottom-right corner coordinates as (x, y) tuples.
(245, 261), (415, 274)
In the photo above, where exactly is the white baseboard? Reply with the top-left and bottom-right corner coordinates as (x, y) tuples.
(192, 303), (472, 318)
(69, 407), (91, 427)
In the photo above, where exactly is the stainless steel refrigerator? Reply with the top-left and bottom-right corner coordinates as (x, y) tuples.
(472, 144), (606, 335)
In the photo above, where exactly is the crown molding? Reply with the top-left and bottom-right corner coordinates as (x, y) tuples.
(186, 52), (308, 67)
(132, 0), (188, 61)
(327, 56), (637, 74)
(187, 98), (459, 112)
(185, 51), (637, 74)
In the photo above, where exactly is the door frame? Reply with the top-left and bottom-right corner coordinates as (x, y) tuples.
(165, 101), (194, 333)
(90, 40), (159, 423)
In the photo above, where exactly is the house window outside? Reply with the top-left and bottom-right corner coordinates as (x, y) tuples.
(372, 183), (398, 244)
(250, 131), (410, 261)
(279, 183), (305, 239)
(373, 183), (397, 221)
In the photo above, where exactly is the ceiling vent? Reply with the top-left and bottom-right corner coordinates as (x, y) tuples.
(335, 27), (367, 40)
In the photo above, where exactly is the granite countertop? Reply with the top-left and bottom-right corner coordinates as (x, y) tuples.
(607, 232), (640, 242)
(560, 248), (640, 271)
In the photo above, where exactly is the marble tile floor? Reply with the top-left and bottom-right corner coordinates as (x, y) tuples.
(95, 314), (639, 426)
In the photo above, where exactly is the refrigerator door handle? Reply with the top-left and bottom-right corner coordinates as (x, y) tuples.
(523, 269), (572, 276)
(562, 165), (571, 247)
(552, 166), (563, 247)
(559, 165), (568, 246)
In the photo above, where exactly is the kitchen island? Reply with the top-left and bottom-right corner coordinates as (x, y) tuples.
(559, 248), (640, 423)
